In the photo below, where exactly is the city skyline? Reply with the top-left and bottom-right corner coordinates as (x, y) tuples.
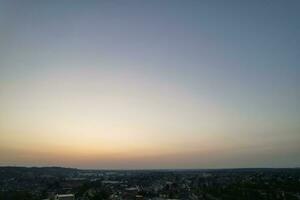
(0, 0), (299, 169)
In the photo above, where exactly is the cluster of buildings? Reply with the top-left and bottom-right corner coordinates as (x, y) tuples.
(1, 167), (300, 200)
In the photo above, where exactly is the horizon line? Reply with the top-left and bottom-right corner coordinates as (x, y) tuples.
(1, 165), (299, 171)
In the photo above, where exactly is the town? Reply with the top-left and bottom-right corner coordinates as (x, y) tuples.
(0, 167), (300, 200)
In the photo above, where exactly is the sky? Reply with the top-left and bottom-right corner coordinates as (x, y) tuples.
(0, 0), (299, 169)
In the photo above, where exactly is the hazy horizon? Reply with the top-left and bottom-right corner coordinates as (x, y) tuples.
(0, 0), (299, 169)
(1, 165), (299, 171)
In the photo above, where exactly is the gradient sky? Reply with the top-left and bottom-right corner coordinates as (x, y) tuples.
(0, 0), (299, 169)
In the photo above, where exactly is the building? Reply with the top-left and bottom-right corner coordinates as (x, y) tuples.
(54, 194), (75, 200)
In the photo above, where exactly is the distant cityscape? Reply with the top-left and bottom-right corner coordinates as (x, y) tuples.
(0, 167), (299, 200)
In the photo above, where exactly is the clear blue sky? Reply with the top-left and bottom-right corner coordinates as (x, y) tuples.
(0, 0), (299, 169)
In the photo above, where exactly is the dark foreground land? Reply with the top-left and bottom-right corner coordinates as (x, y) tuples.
(0, 167), (300, 200)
